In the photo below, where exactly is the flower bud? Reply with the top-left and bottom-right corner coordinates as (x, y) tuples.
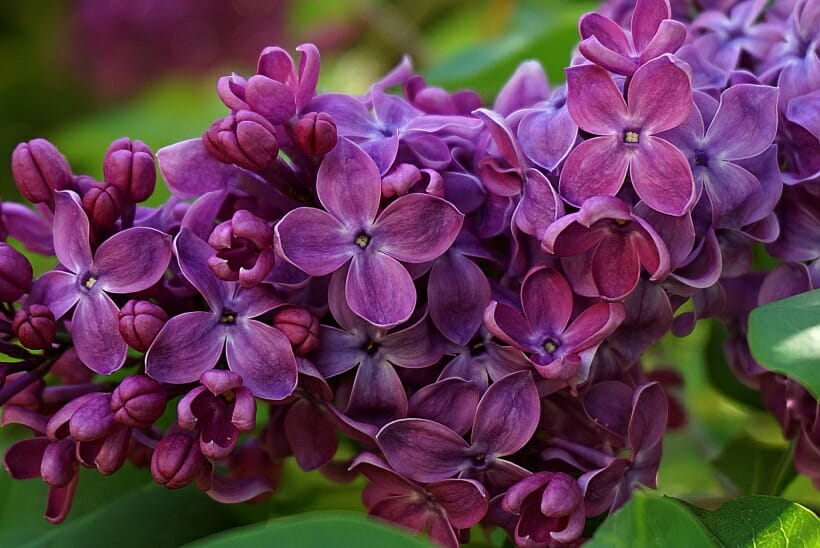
(207, 210), (275, 287)
(273, 307), (319, 355)
(118, 300), (167, 352)
(202, 110), (280, 172)
(12, 305), (56, 350)
(111, 375), (166, 429)
(151, 432), (206, 489)
(381, 163), (421, 198)
(11, 139), (72, 203)
(103, 137), (156, 202)
(41, 439), (77, 487)
(0, 244), (33, 302)
(82, 183), (124, 227)
(293, 112), (337, 157)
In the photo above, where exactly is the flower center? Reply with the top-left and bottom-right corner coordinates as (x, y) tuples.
(220, 311), (237, 324)
(623, 130), (640, 144)
(694, 151), (709, 167)
(84, 276), (97, 290)
(362, 339), (379, 355)
(470, 341), (485, 357)
(354, 233), (370, 249)
(543, 339), (559, 354)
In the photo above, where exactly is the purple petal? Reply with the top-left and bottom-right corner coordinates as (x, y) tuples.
(369, 497), (429, 535)
(316, 137), (381, 228)
(145, 312), (224, 384)
(225, 319), (297, 400)
(513, 169), (563, 240)
(628, 55), (692, 133)
(95, 228), (171, 293)
(33, 270), (80, 320)
(578, 36), (640, 76)
(472, 371), (539, 456)
(3, 437), (48, 479)
(474, 108), (526, 169)
(408, 378), (480, 435)
(579, 13), (631, 55)
(522, 267), (572, 336)
(72, 292), (127, 375)
(346, 356), (407, 425)
(275, 207), (354, 276)
(640, 20), (687, 61)
(285, 400), (338, 471)
(565, 64), (628, 134)
(583, 381), (633, 440)
(360, 135), (400, 176)
(374, 193), (462, 263)
(578, 460), (629, 516)
(705, 84), (778, 160)
(53, 191), (91, 274)
(704, 160), (761, 221)
(631, 0), (669, 51)
(312, 325), (365, 377)
(564, 301), (625, 351)
(175, 229), (230, 312)
(378, 418), (470, 482)
(428, 253), (490, 345)
(519, 108), (578, 172)
(3, 202), (54, 255)
(45, 474), (78, 524)
(427, 478), (488, 529)
(494, 60), (550, 116)
(591, 236), (641, 300)
(246, 76), (295, 124)
(347, 252), (415, 328)
(628, 382), (667, 452)
(180, 190), (227, 241)
(295, 44), (320, 111)
(232, 284), (285, 318)
(787, 89), (820, 141)
(382, 315), (443, 368)
(630, 137), (695, 215)
(157, 139), (239, 200)
(207, 473), (273, 503)
(559, 137), (628, 207)
(484, 301), (539, 351)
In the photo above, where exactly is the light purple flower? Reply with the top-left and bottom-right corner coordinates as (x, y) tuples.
(275, 137), (463, 327)
(145, 228), (297, 400)
(33, 191), (171, 374)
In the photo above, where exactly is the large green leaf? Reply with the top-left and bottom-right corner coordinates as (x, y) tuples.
(690, 496), (820, 548)
(748, 288), (820, 399)
(183, 510), (432, 548)
(711, 436), (796, 496)
(586, 493), (718, 548)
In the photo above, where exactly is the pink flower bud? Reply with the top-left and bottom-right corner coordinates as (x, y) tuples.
(0, 244), (33, 302)
(293, 112), (337, 157)
(118, 300), (168, 352)
(111, 375), (166, 429)
(11, 139), (72, 203)
(82, 183), (124, 227)
(103, 137), (156, 202)
(273, 307), (319, 355)
(202, 110), (280, 172)
(12, 305), (56, 350)
(151, 432), (207, 489)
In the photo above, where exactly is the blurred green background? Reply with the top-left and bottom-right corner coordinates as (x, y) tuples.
(1, 0), (817, 545)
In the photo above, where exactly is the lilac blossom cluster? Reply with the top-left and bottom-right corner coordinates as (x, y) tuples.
(1, 0), (818, 545)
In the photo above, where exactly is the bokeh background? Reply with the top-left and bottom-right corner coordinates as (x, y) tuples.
(1, 0), (817, 544)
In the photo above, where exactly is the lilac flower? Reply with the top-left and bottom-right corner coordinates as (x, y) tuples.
(32, 191), (172, 374)
(145, 228), (297, 400)
(560, 54), (696, 215)
(351, 453), (488, 548)
(660, 85), (778, 223)
(377, 371), (539, 491)
(275, 137), (463, 327)
(578, 0), (687, 76)
(485, 267), (625, 384)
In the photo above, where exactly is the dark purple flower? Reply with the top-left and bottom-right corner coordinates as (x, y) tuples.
(351, 453), (488, 548)
(275, 137), (463, 327)
(32, 191), (172, 374)
(145, 228), (297, 400)
(560, 55), (695, 215)
(377, 371), (538, 490)
(0, 243), (33, 302)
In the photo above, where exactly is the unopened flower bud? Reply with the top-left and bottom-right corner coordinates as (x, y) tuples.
(41, 439), (77, 487)
(381, 163), (421, 198)
(82, 183), (124, 227)
(202, 110), (280, 172)
(103, 137), (156, 202)
(151, 432), (206, 489)
(293, 112), (337, 157)
(118, 300), (167, 352)
(208, 210), (275, 287)
(11, 139), (72, 203)
(13, 305), (56, 350)
(0, 244), (33, 302)
(273, 307), (319, 355)
(111, 375), (166, 429)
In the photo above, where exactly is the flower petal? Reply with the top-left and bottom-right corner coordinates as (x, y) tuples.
(628, 55), (692, 133)
(72, 293), (127, 375)
(346, 356), (407, 426)
(559, 137), (628, 207)
(630, 137), (695, 215)
(145, 312), (224, 384)
(312, 325), (365, 378)
(347, 252), (415, 328)
(521, 267), (572, 336)
(591, 235), (641, 300)
(95, 228), (172, 293)
(378, 418), (470, 483)
(565, 64), (628, 134)
(631, 0), (669, 52)
(428, 253), (490, 346)
(284, 400), (338, 471)
(408, 378), (480, 436)
(704, 84), (778, 160)
(157, 139), (239, 200)
(427, 478), (488, 529)
(32, 270), (80, 320)
(472, 371), (539, 456)
(175, 229), (231, 312)
(53, 191), (91, 274)
(316, 137), (381, 228)
(275, 207), (354, 276)
(374, 194), (463, 263)
(225, 319), (297, 400)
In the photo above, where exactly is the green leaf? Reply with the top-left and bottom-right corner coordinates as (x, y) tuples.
(691, 496), (820, 548)
(586, 493), (719, 548)
(183, 510), (432, 548)
(748, 288), (820, 399)
(711, 436), (796, 496)
(18, 482), (242, 548)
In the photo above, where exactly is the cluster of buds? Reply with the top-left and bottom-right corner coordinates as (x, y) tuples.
(1, 0), (817, 545)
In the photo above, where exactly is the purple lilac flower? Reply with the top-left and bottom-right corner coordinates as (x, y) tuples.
(31, 191), (172, 374)
(275, 137), (463, 327)
(560, 54), (696, 215)
(145, 228), (297, 400)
